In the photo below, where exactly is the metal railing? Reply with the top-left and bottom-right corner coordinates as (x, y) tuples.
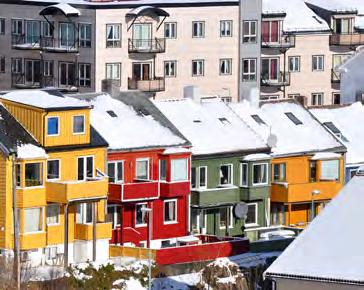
(12, 73), (54, 89)
(261, 71), (290, 87)
(11, 35), (41, 49)
(330, 33), (364, 46)
(128, 38), (166, 53)
(128, 77), (165, 92)
(261, 34), (296, 49)
(41, 37), (78, 53)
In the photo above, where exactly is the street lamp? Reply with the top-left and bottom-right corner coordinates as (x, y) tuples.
(311, 190), (320, 222)
(141, 207), (152, 290)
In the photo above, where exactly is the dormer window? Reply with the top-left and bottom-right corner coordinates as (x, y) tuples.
(333, 18), (352, 34)
(47, 116), (59, 136)
(73, 115), (85, 134)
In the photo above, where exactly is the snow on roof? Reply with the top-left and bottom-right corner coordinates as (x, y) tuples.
(265, 175), (364, 283)
(310, 102), (364, 165)
(154, 98), (268, 156)
(17, 144), (48, 160)
(242, 153), (271, 161)
(89, 94), (186, 151)
(162, 147), (191, 155)
(311, 152), (341, 160)
(229, 101), (344, 157)
(305, 0), (360, 14)
(263, 0), (329, 32)
(1, 90), (89, 110)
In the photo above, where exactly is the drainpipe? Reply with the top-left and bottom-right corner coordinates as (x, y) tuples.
(64, 203), (69, 267)
(92, 202), (96, 262)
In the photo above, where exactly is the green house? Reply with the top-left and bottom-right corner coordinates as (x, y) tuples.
(154, 98), (271, 238)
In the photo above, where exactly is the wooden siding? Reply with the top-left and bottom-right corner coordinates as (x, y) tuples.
(74, 223), (112, 240)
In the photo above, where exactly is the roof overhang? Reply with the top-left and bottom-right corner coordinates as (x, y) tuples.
(126, 5), (170, 18)
(40, 3), (80, 17)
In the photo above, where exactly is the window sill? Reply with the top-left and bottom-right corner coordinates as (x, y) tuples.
(164, 221), (178, 225)
(46, 223), (60, 227)
(218, 184), (234, 188)
(135, 224), (147, 228)
(245, 223), (259, 228)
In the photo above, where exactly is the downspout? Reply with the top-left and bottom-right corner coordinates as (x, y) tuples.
(64, 203), (69, 267)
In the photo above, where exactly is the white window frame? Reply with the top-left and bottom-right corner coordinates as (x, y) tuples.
(192, 21), (205, 38)
(220, 20), (232, 37)
(242, 58), (256, 81)
(46, 116), (60, 137)
(219, 164), (233, 186)
(219, 58), (232, 75)
(242, 20), (257, 43)
(23, 207), (44, 234)
(77, 155), (94, 181)
(135, 202), (147, 227)
(240, 163), (249, 187)
(107, 204), (121, 229)
(106, 62), (121, 82)
(311, 93), (324, 106)
(164, 22), (177, 39)
(47, 159), (61, 181)
(72, 114), (85, 135)
(159, 159), (167, 181)
(43, 60), (53, 77)
(46, 204), (60, 226)
(289, 56), (300, 72)
(164, 60), (177, 77)
(79, 23), (91, 48)
(192, 59), (204, 76)
(108, 160), (124, 184)
(12, 19), (23, 35)
(163, 199), (177, 224)
(252, 163), (268, 186)
(135, 158), (150, 180)
(171, 158), (189, 182)
(320, 159), (340, 181)
(245, 203), (258, 227)
(106, 23), (121, 48)
(78, 63), (91, 87)
(76, 203), (93, 224)
(24, 161), (44, 188)
(219, 206), (234, 229)
(312, 55), (324, 71)
(198, 166), (207, 189)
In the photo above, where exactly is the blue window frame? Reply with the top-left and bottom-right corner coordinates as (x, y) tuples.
(47, 117), (59, 136)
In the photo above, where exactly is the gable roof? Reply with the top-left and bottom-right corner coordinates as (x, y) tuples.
(154, 98), (269, 156)
(310, 102), (364, 165)
(265, 174), (364, 285)
(229, 100), (345, 157)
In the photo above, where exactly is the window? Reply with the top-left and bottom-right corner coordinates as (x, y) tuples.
(25, 162), (43, 187)
(271, 204), (285, 226)
(59, 22), (75, 48)
(312, 55), (324, 71)
(349, 168), (357, 179)
(164, 61), (177, 77)
(199, 166), (207, 188)
(78, 63), (91, 87)
(45, 247), (58, 260)
(135, 203), (147, 226)
(262, 20), (279, 43)
(46, 204), (60, 225)
(106, 205), (121, 229)
(47, 117), (59, 136)
(0, 57), (4, 73)
(106, 24), (121, 47)
(242, 58), (256, 81)
(285, 112), (303, 125)
(76, 203), (93, 224)
(25, 20), (40, 45)
(252, 163), (268, 185)
(333, 93), (341, 105)
(191, 167), (197, 188)
(192, 60), (204, 76)
(261, 58), (279, 81)
(219, 207), (233, 229)
(321, 160), (339, 181)
(73, 115), (85, 134)
(333, 18), (352, 34)
(220, 164), (233, 185)
(220, 58), (232, 75)
(289, 56), (300, 72)
(47, 160), (60, 180)
(107, 110), (117, 118)
(160, 159), (167, 181)
(164, 200), (177, 224)
(243, 20), (257, 43)
(273, 163), (286, 182)
(0, 18), (5, 34)
(12, 19), (23, 35)
(192, 21), (205, 38)
(108, 161), (124, 183)
(24, 208), (43, 233)
(59, 62), (76, 86)
(171, 159), (188, 181)
(241, 163), (248, 187)
(42, 21), (53, 38)
(220, 20), (232, 37)
(106, 63), (121, 82)
(12, 58), (22, 74)
(251, 114), (266, 125)
(79, 23), (91, 47)
(164, 22), (177, 38)
(136, 159), (149, 180)
(16, 164), (21, 187)
(311, 93), (323, 106)
(77, 156), (94, 180)
(309, 160), (317, 182)
(43, 61), (53, 77)
(323, 121), (348, 142)
(245, 203), (258, 226)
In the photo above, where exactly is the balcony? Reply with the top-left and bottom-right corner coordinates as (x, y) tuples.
(11, 35), (41, 50)
(261, 34), (295, 49)
(46, 177), (108, 203)
(331, 69), (341, 83)
(12, 73), (54, 89)
(40, 37), (79, 53)
(191, 186), (239, 207)
(75, 223), (112, 240)
(330, 33), (364, 46)
(128, 38), (166, 53)
(160, 181), (190, 198)
(109, 180), (159, 202)
(261, 71), (290, 87)
(128, 77), (165, 92)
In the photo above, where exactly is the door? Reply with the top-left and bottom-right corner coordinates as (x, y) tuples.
(262, 58), (279, 81)
(60, 23), (75, 48)
(262, 21), (279, 43)
(26, 20), (40, 44)
(25, 60), (41, 85)
(132, 24), (152, 49)
(132, 63), (151, 80)
(59, 62), (76, 86)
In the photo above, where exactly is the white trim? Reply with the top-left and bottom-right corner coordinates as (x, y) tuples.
(46, 203), (60, 226)
(135, 158), (150, 181)
(77, 155), (94, 181)
(107, 160), (124, 184)
(198, 166), (207, 189)
(159, 159), (167, 181)
(24, 161), (45, 188)
(46, 116), (60, 137)
(163, 199), (178, 225)
(107, 204), (121, 230)
(170, 158), (189, 182)
(240, 163), (249, 187)
(219, 163), (233, 186)
(252, 162), (269, 186)
(245, 202), (259, 227)
(219, 206), (234, 229)
(46, 159), (61, 181)
(72, 114), (86, 135)
(22, 206), (45, 234)
(135, 202), (148, 228)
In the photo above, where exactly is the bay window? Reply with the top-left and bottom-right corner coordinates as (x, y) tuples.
(220, 164), (233, 185)
(171, 158), (188, 181)
(136, 159), (149, 180)
(321, 160), (339, 181)
(164, 199), (177, 224)
(252, 163), (268, 185)
(25, 162), (43, 187)
(24, 208), (43, 233)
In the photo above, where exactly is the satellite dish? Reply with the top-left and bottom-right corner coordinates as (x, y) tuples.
(267, 133), (278, 148)
(234, 202), (249, 219)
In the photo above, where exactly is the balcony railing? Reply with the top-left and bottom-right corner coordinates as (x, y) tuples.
(109, 180), (159, 202)
(11, 35), (41, 50)
(331, 69), (341, 83)
(330, 33), (364, 46)
(261, 71), (290, 87)
(261, 34), (295, 49)
(128, 38), (166, 53)
(41, 37), (78, 53)
(128, 77), (165, 92)
(160, 181), (190, 198)
(12, 73), (55, 89)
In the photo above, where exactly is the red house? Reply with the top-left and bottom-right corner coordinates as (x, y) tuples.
(89, 93), (192, 248)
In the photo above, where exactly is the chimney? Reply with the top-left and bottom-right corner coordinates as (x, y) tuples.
(183, 85), (201, 102)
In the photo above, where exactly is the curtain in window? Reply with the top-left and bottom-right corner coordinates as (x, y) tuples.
(262, 21), (269, 42)
(271, 21), (279, 42)
(169, 201), (175, 221)
(321, 160), (339, 180)
(171, 159), (187, 181)
(24, 208), (42, 232)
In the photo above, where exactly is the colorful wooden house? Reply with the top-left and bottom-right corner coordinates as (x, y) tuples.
(310, 102), (364, 183)
(155, 97), (271, 239)
(0, 90), (111, 265)
(230, 100), (346, 228)
(85, 93), (192, 249)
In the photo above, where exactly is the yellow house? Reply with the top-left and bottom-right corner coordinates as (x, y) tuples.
(0, 90), (111, 265)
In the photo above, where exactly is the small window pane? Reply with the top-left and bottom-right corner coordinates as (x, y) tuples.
(136, 160), (149, 180)
(253, 164), (267, 185)
(136, 204), (147, 225)
(46, 204), (60, 225)
(241, 163), (248, 186)
(108, 163), (115, 183)
(25, 163), (42, 187)
(199, 167), (207, 187)
(24, 208), (43, 233)
(246, 204), (257, 225)
(171, 158), (188, 181)
(164, 200), (177, 223)
(47, 160), (60, 180)
(73, 115), (85, 134)
(47, 117), (59, 135)
(160, 159), (167, 181)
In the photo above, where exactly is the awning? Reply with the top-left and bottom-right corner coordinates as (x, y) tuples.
(126, 5), (170, 18)
(40, 3), (80, 17)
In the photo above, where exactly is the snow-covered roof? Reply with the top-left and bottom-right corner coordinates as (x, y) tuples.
(89, 94), (186, 151)
(242, 153), (271, 161)
(39, 3), (80, 16)
(310, 102), (364, 165)
(229, 100), (345, 157)
(305, 0), (360, 14)
(154, 98), (268, 156)
(17, 144), (48, 160)
(263, 0), (329, 32)
(0, 90), (90, 111)
(162, 147), (191, 155)
(265, 175), (364, 284)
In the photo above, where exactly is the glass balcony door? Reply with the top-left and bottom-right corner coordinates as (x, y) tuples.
(132, 62), (151, 81)
(25, 20), (40, 45)
(59, 62), (76, 86)
(25, 59), (41, 85)
(132, 23), (152, 50)
(262, 21), (279, 43)
(262, 58), (279, 81)
(59, 22), (75, 49)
